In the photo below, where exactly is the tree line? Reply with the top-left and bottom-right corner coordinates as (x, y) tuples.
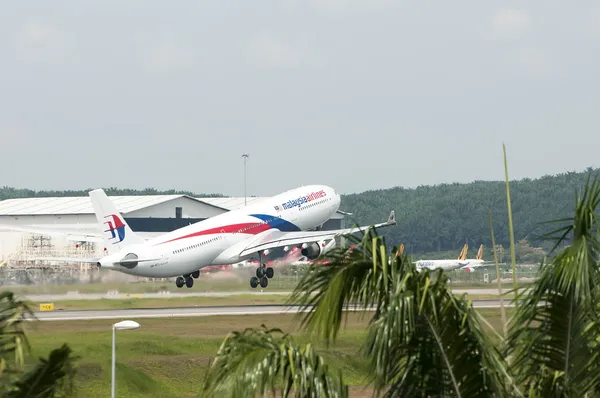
(0, 187), (223, 201)
(340, 167), (600, 256)
(2, 166), (599, 257)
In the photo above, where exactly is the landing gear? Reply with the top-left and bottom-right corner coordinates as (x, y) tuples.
(249, 275), (268, 288)
(249, 252), (274, 289)
(176, 274), (194, 288)
(192, 270), (200, 279)
(265, 267), (274, 279)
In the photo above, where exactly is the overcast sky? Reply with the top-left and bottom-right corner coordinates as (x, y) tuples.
(1, 1), (599, 196)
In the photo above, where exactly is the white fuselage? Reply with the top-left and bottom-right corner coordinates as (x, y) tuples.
(416, 259), (485, 271)
(98, 185), (341, 278)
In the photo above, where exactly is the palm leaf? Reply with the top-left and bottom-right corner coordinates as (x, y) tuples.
(0, 291), (34, 386)
(505, 175), (600, 395)
(287, 227), (401, 344)
(200, 325), (347, 398)
(503, 143), (519, 304)
(363, 263), (518, 397)
(5, 344), (77, 398)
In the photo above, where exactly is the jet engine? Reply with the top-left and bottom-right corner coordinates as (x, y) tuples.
(301, 239), (336, 260)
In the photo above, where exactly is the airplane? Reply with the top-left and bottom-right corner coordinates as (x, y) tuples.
(29, 185), (396, 289)
(414, 244), (485, 272)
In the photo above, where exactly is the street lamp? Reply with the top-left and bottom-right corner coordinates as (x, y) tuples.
(241, 153), (249, 206)
(112, 320), (140, 398)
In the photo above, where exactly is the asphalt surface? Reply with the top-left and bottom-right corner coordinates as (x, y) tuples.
(30, 300), (515, 321)
(20, 288), (516, 302)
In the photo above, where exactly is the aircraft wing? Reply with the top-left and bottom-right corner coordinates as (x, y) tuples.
(238, 210), (396, 258)
(0, 224), (104, 243)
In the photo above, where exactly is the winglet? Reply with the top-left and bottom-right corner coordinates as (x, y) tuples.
(387, 210), (396, 225)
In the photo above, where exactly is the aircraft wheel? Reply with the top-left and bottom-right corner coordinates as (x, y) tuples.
(256, 267), (264, 278)
(265, 267), (274, 279)
(192, 270), (200, 279)
(185, 277), (194, 288)
(260, 277), (268, 288)
(250, 276), (259, 288)
(176, 276), (185, 288)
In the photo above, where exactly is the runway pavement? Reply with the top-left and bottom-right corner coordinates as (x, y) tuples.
(30, 299), (515, 321)
(19, 288), (519, 302)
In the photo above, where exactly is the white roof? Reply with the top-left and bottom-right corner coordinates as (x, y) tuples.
(0, 195), (197, 216)
(197, 196), (268, 211)
(0, 195), (347, 217)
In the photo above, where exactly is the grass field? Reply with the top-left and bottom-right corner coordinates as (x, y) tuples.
(32, 294), (296, 310)
(5, 275), (301, 295)
(4, 276), (530, 296)
(22, 309), (509, 397)
(27, 292), (507, 311)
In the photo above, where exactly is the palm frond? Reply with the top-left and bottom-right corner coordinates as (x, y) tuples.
(363, 265), (518, 397)
(505, 175), (600, 395)
(200, 325), (347, 398)
(287, 227), (406, 344)
(0, 291), (34, 379)
(5, 344), (78, 398)
(503, 143), (519, 302)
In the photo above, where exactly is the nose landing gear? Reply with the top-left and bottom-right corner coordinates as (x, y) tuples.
(250, 253), (274, 288)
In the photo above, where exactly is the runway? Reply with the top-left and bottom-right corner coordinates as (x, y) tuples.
(20, 288), (516, 302)
(31, 300), (514, 321)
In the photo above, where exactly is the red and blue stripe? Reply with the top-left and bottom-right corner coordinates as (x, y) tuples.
(157, 214), (300, 245)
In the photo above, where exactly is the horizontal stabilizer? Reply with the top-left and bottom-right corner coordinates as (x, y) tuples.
(0, 225), (104, 243)
(114, 258), (162, 266)
(29, 257), (101, 263)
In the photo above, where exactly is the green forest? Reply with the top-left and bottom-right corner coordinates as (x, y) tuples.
(341, 166), (600, 261)
(2, 166), (598, 262)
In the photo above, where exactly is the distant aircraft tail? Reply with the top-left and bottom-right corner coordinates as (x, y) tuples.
(476, 244), (484, 260)
(89, 189), (144, 255)
(457, 244), (468, 261)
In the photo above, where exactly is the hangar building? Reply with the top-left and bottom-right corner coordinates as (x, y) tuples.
(0, 195), (346, 262)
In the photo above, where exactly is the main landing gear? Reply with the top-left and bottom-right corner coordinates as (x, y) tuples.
(250, 254), (274, 288)
(175, 269), (200, 288)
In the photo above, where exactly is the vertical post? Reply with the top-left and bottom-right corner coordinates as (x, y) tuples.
(241, 154), (249, 206)
(111, 327), (116, 398)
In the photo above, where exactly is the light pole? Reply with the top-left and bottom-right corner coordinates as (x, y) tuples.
(112, 320), (140, 398)
(241, 153), (249, 206)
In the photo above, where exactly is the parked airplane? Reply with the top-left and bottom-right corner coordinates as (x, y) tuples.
(415, 244), (485, 272)
(29, 185), (396, 289)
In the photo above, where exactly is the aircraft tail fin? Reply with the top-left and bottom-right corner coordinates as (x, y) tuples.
(476, 244), (484, 260)
(457, 244), (468, 261)
(89, 189), (144, 255)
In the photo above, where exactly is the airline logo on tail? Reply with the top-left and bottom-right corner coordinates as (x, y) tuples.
(103, 214), (125, 243)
